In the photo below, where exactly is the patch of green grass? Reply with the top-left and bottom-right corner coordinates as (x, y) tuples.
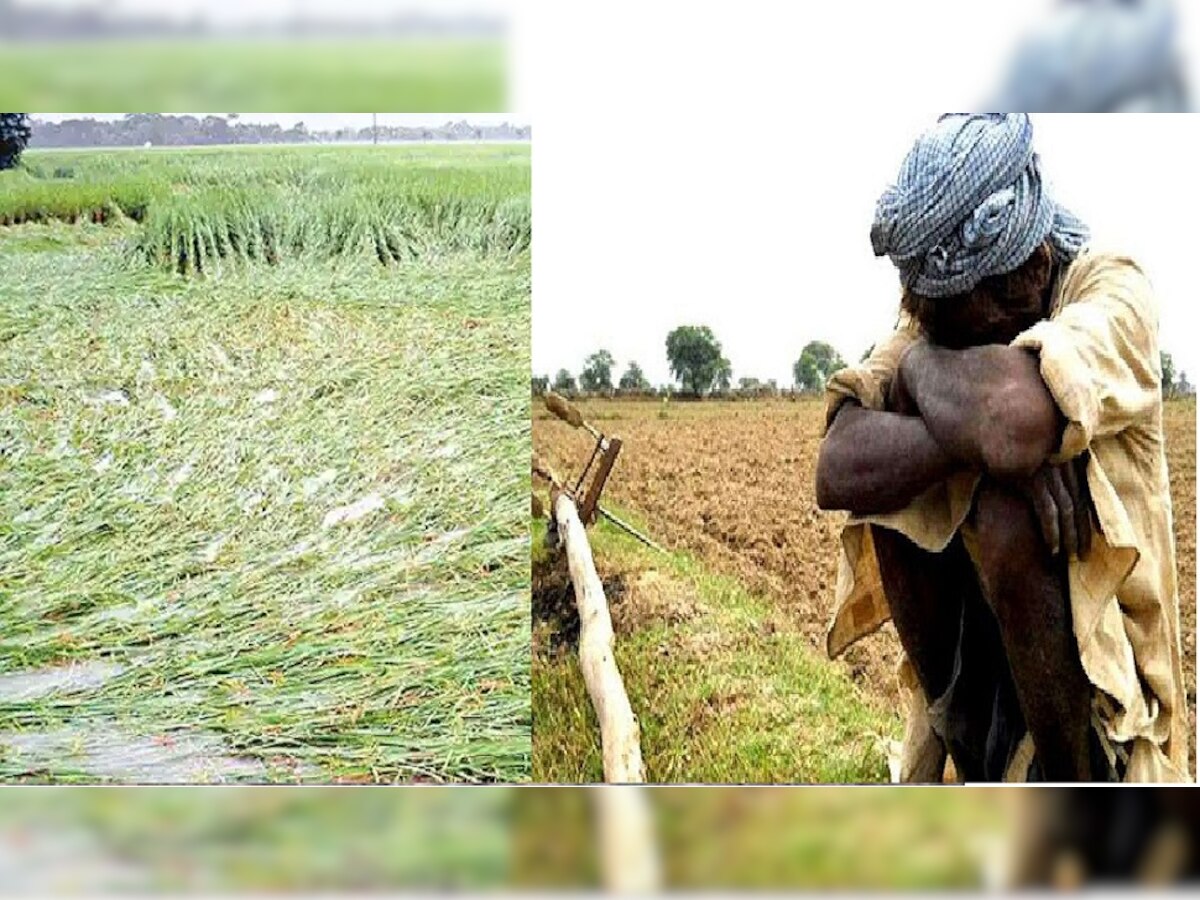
(0, 219), (126, 256)
(655, 788), (1003, 889)
(0, 39), (505, 111)
(0, 147), (530, 783)
(531, 507), (900, 783)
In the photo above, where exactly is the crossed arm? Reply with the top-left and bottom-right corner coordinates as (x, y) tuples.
(813, 400), (957, 515)
(816, 342), (1086, 554)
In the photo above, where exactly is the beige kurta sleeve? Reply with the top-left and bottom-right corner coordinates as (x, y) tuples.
(1012, 252), (1162, 462)
(1012, 250), (1187, 780)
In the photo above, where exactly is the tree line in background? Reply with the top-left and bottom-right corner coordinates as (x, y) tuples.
(533, 327), (851, 400)
(534, 324), (1196, 402)
(27, 114), (530, 149)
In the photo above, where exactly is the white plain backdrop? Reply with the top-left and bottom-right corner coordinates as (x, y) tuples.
(523, 2), (1200, 388)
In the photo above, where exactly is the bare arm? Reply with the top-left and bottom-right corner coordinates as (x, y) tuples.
(816, 401), (959, 515)
(899, 342), (1064, 478)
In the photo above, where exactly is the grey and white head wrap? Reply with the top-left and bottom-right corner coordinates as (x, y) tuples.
(870, 113), (1089, 298)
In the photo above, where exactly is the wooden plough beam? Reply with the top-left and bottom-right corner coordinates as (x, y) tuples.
(552, 488), (647, 784)
(534, 392), (652, 784)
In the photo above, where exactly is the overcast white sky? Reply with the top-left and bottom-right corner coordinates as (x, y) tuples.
(531, 3), (1200, 388)
(536, 113), (1200, 387)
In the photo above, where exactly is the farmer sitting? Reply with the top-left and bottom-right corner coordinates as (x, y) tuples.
(816, 113), (1188, 782)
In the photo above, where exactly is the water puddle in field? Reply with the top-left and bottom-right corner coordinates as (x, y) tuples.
(89, 602), (142, 624)
(0, 660), (295, 783)
(0, 660), (125, 703)
(0, 724), (271, 784)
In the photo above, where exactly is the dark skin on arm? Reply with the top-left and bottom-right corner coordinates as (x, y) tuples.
(814, 400), (958, 515)
(817, 340), (1066, 509)
(899, 342), (1058, 475)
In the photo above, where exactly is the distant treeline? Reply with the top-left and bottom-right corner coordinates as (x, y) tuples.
(538, 332), (1195, 402)
(533, 378), (810, 403)
(30, 115), (530, 149)
(533, 334), (849, 402)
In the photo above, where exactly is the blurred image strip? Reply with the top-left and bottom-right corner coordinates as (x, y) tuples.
(516, 788), (1200, 890)
(0, 1), (509, 111)
(0, 788), (512, 891)
(987, 0), (1190, 111)
(1, 787), (1198, 891)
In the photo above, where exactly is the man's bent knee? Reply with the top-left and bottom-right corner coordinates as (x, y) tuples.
(972, 479), (1048, 611)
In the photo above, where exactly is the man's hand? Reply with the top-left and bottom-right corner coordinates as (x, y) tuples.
(1019, 452), (1094, 560)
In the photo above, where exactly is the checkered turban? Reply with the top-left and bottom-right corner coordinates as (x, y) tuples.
(870, 113), (1089, 298)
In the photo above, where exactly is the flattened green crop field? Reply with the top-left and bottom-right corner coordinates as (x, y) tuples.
(0, 145), (530, 783)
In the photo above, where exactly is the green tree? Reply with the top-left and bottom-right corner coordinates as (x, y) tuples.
(665, 325), (726, 397)
(531, 375), (549, 396)
(0, 113), (32, 170)
(716, 357), (733, 393)
(1161, 351), (1177, 397)
(618, 361), (650, 393)
(793, 341), (846, 393)
(552, 368), (577, 396)
(579, 349), (616, 394)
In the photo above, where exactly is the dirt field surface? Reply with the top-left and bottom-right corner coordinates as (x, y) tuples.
(534, 397), (1197, 775)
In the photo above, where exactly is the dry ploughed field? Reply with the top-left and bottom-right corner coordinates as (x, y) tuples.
(534, 397), (1196, 777)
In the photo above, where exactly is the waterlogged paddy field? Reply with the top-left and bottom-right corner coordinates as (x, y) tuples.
(0, 145), (531, 783)
(533, 398), (1196, 781)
